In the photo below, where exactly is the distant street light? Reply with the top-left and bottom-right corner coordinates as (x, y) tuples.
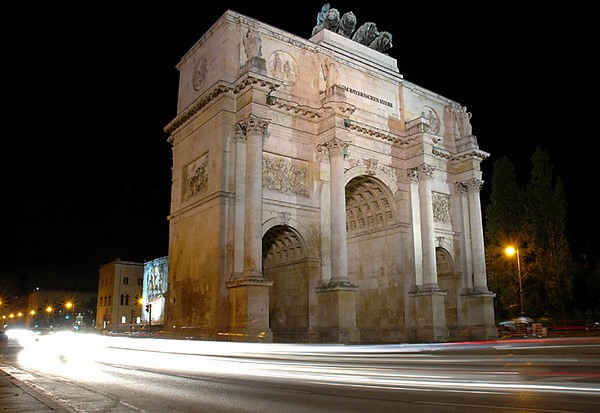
(505, 246), (524, 316)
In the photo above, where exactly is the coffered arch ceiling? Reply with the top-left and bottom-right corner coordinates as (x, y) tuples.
(345, 176), (394, 235)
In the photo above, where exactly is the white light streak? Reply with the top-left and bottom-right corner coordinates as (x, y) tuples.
(8, 331), (600, 397)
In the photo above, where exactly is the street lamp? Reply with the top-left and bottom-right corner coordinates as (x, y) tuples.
(505, 246), (524, 316)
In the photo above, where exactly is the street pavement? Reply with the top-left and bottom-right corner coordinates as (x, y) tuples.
(2, 332), (600, 412)
(0, 363), (71, 412)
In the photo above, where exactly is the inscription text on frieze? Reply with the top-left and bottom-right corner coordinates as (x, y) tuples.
(339, 84), (393, 108)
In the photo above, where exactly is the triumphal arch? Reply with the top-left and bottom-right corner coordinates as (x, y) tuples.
(163, 6), (497, 343)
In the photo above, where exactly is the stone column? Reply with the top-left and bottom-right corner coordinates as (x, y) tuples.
(408, 164), (448, 342)
(326, 137), (350, 284)
(464, 178), (488, 292)
(459, 178), (497, 341)
(238, 114), (270, 281)
(417, 164), (438, 289)
(408, 170), (423, 287)
(315, 136), (358, 344)
(227, 114), (273, 342)
(455, 182), (473, 292)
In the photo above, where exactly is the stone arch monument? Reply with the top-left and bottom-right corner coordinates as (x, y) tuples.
(163, 7), (497, 343)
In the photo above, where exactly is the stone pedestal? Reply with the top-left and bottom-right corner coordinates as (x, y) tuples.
(409, 288), (449, 342)
(227, 278), (274, 342)
(462, 292), (498, 340)
(316, 282), (359, 344)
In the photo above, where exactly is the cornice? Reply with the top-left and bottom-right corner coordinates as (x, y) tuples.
(164, 74), (280, 140)
(432, 146), (490, 162)
(345, 119), (416, 146)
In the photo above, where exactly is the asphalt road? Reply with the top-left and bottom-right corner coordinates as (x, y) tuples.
(2, 331), (600, 412)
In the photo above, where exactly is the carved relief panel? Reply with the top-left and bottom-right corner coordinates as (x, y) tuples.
(263, 153), (309, 196)
(268, 51), (299, 86)
(183, 153), (209, 199)
(432, 192), (451, 223)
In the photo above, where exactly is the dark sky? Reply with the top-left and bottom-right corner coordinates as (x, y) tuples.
(1, 3), (594, 294)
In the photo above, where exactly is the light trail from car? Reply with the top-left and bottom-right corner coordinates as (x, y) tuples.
(7, 329), (600, 397)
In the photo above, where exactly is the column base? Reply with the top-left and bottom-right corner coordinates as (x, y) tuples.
(316, 282), (360, 344)
(461, 291), (498, 341)
(409, 287), (449, 343)
(227, 278), (273, 342)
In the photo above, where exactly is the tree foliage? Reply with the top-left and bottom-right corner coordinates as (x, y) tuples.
(484, 147), (571, 319)
(524, 147), (571, 318)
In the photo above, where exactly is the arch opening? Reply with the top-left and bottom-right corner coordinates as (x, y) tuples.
(262, 225), (310, 343)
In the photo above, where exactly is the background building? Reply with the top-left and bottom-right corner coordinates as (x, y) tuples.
(96, 259), (143, 332)
(2, 289), (97, 330)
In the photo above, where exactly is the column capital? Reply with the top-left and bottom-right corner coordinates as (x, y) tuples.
(463, 178), (484, 192)
(455, 181), (468, 195)
(409, 164), (435, 181)
(318, 137), (349, 159)
(235, 114), (270, 138)
(417, 164), (435, 179)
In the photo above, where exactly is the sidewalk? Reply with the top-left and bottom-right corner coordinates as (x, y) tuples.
(0, 364), (73, 412)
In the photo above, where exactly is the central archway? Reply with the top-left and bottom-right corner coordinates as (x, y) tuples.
(262, 225), (311, 342)
(345, 175), (405, 343)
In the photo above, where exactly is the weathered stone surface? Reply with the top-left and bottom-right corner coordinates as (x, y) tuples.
(162, 10), (496, 344)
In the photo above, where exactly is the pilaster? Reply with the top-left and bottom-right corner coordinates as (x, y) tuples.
(463, 178), (488, 293)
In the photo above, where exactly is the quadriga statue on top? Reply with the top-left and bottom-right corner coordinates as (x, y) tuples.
(311, 3), (393, 54)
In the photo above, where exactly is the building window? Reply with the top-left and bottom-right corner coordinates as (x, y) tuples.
(123, 276), (129, 285)
(125, 294), (129, 306)
(121, 315), (126, 324)
(138, 277), (143, 286)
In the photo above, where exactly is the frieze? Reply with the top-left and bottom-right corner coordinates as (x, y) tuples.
(263, 154), (309, 196)
(339, 84), (393, 107)
(346, 156), (397, 182)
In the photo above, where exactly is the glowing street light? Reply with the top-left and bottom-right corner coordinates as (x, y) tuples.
(46, 306), (53, 313)
(65, 302), (73, 310)
(505, 246), (524, 316)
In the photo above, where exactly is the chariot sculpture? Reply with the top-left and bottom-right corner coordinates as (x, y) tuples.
(312, 3), (393, 53)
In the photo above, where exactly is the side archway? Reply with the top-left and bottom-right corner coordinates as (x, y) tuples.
(436, 246), (459, 336)
(262, 224), (315, 343)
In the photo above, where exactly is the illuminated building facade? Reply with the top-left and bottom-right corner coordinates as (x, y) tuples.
(96, 259), (143, 332)
(2, 289), (96, 330)
(163, 9), (497, 343)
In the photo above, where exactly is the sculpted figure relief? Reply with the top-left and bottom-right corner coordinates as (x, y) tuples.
(352, 22), (379, 46)
(322, 52), (339, 89)
(243, 28), (262, 59)
(338, 12), (356, 38)
(369, 31), (393, 53)
(312, 4), (392, 53)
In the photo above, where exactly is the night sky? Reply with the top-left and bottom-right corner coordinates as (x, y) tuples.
(1, 3), (594, 295)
